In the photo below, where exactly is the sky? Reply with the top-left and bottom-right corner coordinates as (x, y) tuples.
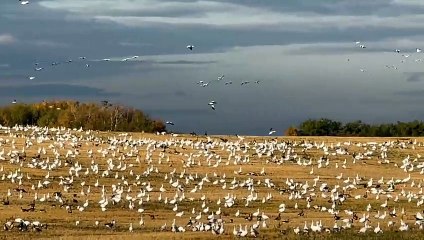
(1, 0), (424, 135)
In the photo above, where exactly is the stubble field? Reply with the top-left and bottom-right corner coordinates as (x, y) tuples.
(0, 126), (424, 239)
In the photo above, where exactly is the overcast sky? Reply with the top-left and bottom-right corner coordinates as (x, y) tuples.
(2, 0), (424, 135)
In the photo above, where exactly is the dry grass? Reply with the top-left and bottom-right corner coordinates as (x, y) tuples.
(0, 129), (424, 239)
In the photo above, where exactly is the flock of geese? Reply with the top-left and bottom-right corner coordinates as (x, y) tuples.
(6, 2), (424, 238)
(0, 125), (423, 237)
(12, 1), (424, 136)
(14, 0), (269, 134)
(354, 41), (423, 73)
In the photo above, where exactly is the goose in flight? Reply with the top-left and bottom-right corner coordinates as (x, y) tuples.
(208, 101), (216, 110)
(417, 48), (422, 53)
(187, 45), (194, 51)
(268, 128), (276, 135)
(241, 81), (250, 85)
(35, 67), (43, 71)
(218, 75), (225, 81)
(166, 121), (175, 126)
(12, 100), (17, 104)
(19, 0), (30, 5)
(225, 81), (232, 85)
(355, 41), (366, 48)
(395, 49), (401, 53)
(102, 58), (111, 61)
(79, 57), (86, 60)
(254, 80), (261, 84)
(29, 76), (35, 80)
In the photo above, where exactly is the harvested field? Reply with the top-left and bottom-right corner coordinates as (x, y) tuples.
(0, 126), (424, 239)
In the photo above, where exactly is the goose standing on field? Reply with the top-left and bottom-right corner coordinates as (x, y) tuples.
(105, 220), (116, 229)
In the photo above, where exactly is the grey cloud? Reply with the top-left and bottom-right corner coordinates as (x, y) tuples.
(394, 89), (424, 96)
(118, 42), (153, 47)
(154, 60), (218, 65)
(146, 108), (212, 116)
(0, 84), (119, 97)
(29, 40), (70, 48)
(0, 33), (15, 44)
(405, 72), (424, 82)
(139, 90), (190, 99)
(37, 0), (424, 32)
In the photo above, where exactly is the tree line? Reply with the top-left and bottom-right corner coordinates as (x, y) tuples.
(0, 100), (166, 133)
(286, 118), (424, 137)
